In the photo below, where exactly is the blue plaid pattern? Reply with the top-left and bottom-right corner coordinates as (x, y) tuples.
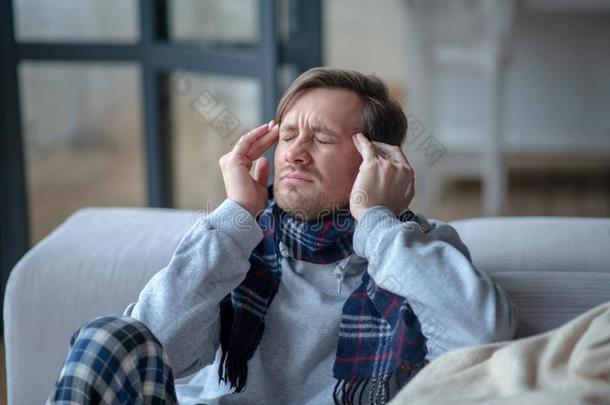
(333, 272), (428, 404)
(219, 186), (428, 405)
(48, 316), (178, 405)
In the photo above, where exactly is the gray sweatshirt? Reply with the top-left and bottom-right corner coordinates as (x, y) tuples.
(124, 199), (517, 404)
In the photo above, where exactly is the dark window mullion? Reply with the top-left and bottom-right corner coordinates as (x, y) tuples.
(16, 42), (261, 76)
(16, 43), (139, 62)
(278, 0), (322, 71)
(140, 0), (171, 207)
(148, 45), (260, 75)
(260, 0), (278, 120)
(0, 0), (29, 334)
(259, 0), (279, 167)
(299, 0), (323, 69)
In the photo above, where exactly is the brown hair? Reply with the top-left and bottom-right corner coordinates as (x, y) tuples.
(275, 67), (408, 146)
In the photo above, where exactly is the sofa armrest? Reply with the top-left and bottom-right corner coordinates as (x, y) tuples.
(3, 207), (196, 405)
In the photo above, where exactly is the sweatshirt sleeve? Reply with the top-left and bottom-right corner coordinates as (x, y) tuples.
(123, 199), (263, 378)
(353, 205), (517, 361)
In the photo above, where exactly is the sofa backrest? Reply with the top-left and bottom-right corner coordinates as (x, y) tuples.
(452, 216), (610, 338)
(3, 208), (610, 404)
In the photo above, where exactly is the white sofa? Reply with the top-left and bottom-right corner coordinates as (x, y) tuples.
(4, 207), (610, 405)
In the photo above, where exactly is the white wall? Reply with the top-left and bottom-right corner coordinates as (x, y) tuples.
(504, 9), (610, 152)
(432, 5), (610, 153)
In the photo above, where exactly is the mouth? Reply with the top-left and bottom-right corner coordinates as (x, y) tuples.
(280, 173), (314, 183)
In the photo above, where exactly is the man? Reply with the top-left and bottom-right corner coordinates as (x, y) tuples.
(49, 68), (516, 405)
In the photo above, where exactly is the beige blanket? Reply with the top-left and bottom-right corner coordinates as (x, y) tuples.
(390, 302), (610, 405)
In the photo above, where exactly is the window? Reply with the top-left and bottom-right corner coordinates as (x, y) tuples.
(0, 0), (323, 331)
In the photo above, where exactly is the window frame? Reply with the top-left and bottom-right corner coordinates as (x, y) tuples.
(0, 0), (322, 332)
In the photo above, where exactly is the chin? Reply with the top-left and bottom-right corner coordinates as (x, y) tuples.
(275, 189), (318, 219)
(275, 189), (306, 210)
(275, 186), (349, 220)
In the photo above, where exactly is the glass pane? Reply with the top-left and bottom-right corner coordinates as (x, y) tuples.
(324, 0), (407, 99)
(167, 0), (258, 45)
(19, 62), (145, 243)
(14, 0), (139, 43)
(167, 71), (261, 210)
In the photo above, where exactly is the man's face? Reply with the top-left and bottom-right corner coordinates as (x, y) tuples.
(273, 88), (363, 219)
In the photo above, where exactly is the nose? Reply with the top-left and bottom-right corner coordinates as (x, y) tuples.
(284, 138), (312, 165)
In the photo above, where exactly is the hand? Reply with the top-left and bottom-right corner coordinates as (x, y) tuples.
(219, 121), (279, 218)
(349, 133), (415, 222)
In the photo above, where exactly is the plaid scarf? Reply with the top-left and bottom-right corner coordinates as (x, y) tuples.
(218, 186), (428, 404)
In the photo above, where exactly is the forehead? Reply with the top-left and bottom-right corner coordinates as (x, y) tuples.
(282, 88), (362, 130)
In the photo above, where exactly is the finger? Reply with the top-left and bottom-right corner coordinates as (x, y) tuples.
(352, 133), (376, 161)
(371, 141), (408, 165)
(253, 157), (270, 187)
(234, 123), (273, 155)
(245, 123), (279, 160)
(250, 156), (259, 177)
(404, 183), (415, 211)
(405, 173), (415, 199)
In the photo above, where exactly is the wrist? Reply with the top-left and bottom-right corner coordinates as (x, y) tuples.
(203, 199), (264, 252)
(226, 196), (259, 218)
(353, 204), (396, 222)
(353, 205), (401, 259)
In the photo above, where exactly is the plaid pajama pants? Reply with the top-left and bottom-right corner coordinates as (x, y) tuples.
(47, 316), (179, 405)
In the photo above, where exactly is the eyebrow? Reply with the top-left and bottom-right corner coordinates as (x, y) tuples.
(281, 123), (340, 137)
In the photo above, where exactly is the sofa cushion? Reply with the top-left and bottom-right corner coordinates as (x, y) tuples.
(452, 217), (610, 338)
(491, 271), (610, 337)
(3, 207), (197, 405)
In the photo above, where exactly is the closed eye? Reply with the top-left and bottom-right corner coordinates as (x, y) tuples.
(280, 132), (297, 141)
(312, 129), (334, 144)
